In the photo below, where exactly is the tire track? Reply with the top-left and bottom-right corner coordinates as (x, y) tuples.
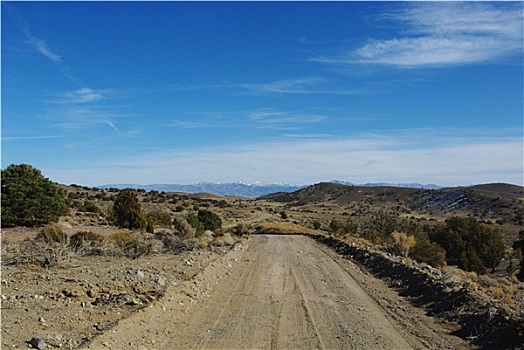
(84, 235), (472, 350)
(289, 264), (327, 350)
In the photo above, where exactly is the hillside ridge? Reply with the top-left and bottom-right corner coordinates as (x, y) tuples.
(260, 182), (524, 224)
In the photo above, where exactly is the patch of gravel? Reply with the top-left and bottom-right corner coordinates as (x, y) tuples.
(1, 241), (240, 349)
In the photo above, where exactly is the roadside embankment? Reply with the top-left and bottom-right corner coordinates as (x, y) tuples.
(312, 234), (524, 350)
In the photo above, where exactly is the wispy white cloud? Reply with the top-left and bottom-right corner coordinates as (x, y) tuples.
(248, 108), (327, 130)
(41, 88), (122, 134)
(240, 77), (364, 95)
(244, 77), (325, 94)
(48, 88), (105, 104)
(65, 88), (104, 103)
(313, 2), (523, 68)
(2, 135), (66, 141)
(283, 133), (332, 139)
(169, 119), (218, 129)
(51, 130), (523, 187)
(26, 35), (62, 63)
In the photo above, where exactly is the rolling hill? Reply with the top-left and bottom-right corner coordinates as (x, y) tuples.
(260, 182), (524, 224)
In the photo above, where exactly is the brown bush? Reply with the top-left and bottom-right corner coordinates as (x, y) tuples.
(69, 231), (105, 254)
(173, 217), (196, 239)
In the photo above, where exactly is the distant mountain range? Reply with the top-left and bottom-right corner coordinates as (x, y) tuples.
(99, 181), (442, 198)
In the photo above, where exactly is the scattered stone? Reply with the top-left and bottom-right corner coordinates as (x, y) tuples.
(38, 316), (46, 325)
(87, 287), (99, 298)
(29, 336), (46, 350)
(155, 276), (166, 286)
(62, 287), (85, 298)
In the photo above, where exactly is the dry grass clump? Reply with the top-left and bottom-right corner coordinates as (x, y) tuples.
(3, 227), (158, 266)
(154, 230), (201, 254)
(257, 222), (319, 235)
(391, 231), (416, 257)
(172, 217), (196, 239)
(474, 275), (524, 314)
(231, 223), (252, 237)
(106, 231), (153, 259)
(442, 266), (524, 315)
(69, 231), (105, 254)
(5, 225), (72, 267)
(35, 225), (68, 245)
(343, 235), (376, 249)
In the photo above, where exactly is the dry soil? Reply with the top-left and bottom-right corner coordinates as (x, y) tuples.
(84, 235), (471, 350)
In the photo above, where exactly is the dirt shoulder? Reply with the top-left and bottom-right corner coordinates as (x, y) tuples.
(1, 237), (236, 349)
(84, 235), (470, 350)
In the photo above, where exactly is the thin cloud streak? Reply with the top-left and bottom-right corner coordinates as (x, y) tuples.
(248, 109), (327, 130)
(26, 36), (62, 63)
(2, 135), (66, 141)
(48, 88), (105, 104)
(240, 77), (366, 95)
(39, 87), (127, 135)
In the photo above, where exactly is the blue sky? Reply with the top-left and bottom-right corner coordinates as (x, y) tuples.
(2, 1), (523, 187)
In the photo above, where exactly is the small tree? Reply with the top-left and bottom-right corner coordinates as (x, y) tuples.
(365, 211), (397, 240)
(197, 210), (222, 231)
(411, 239), (446, 268)
(112, 189), (147, 230)
(1, 164), (67, 227)
(329, 219), (344, 236)
(428, 217), (505, 274)
(186, 212), (205, 238)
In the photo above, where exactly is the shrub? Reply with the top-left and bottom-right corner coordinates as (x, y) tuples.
(329, 220), (344, 236)
(109, 231), (135, 249)
(197, 210), (222, 231)
(82, 201), (101, 214)
(28, 225), (70, 267)
(146, 210), (172, 227)
(69, 231), (105, 253)
(173, 217), (196, 239)
(391, 231), (416, 257)
(411, 239), (446, 268)
(1, 164), (67, 227)
(367, 211), (397, 238)
(232, 223), (251, 236)
(312, 220), (321, 230)
(109, 231), (152, 258)
(155, 231), (188, 254)
(186, 212), (205, 238)
(217, 200), (229, 208)
(428, 217), (505, 274)
(35, 225), (68, 245)
(280, 211), (288, 219)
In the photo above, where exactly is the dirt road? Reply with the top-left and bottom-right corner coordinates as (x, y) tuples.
(85, 235), (470, 349)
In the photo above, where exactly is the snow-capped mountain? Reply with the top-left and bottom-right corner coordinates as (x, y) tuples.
(99, 180), (442, 198)
(99, 182), (308, 198)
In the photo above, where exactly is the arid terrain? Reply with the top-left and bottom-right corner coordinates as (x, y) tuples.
(2, 182), (523, 349)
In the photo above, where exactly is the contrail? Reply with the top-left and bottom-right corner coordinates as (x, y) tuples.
(106, 121), (120, 135)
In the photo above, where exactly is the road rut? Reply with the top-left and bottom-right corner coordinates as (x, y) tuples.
(85, 235), (470, 349)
